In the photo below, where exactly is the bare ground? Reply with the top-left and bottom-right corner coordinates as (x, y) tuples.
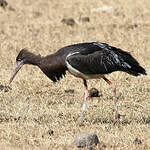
(0, 0), (150, 149)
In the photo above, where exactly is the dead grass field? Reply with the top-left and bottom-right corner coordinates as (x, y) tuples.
(0, 0), (150, 149)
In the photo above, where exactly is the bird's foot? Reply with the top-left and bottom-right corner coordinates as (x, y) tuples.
(77, 116), (85, 126)
(78, 121), (85, 126)
(113, 113), (126, 125)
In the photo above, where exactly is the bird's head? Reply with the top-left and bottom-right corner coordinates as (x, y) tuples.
(9, 48), (41, 84)
(16, 48), (29, 64)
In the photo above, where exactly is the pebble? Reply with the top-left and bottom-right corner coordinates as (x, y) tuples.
(74, 133), (99, 149)
(0, 85), (12, 92)
(89, 88), (99, 97)
(64, 89), (74, 94)
(79, 17), (90, 23)
(61, 18), (76, 26)
(42, 129), (54, 139)
(133, 138), (142, 145)
(0, 0), (8, 9)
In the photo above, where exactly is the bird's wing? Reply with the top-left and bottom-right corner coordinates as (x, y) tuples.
(66, 42), (134, 75)
(40, 63), (67, 82)
(41, 65), (67, 82)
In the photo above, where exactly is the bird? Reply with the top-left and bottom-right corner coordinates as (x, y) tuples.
(9, 41), (148, 124)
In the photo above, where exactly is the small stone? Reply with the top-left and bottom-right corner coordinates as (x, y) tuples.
(32, 11), (42, 18)
(133, 138), (142, 145)
(48, 129), (54, 136)
(80, 17), (90, 23)
(128, 24), (138, 30)
(4, 88), (9, 92)
(89, 88), (99, 97)
(0, 85), (12, 92)
(74, 133), (99, 148)
(92, 6), (114, 12)
(42, 129), (54, 139)
(0, 0), (8, 9)
(4, 86), (12, 92)
(0, 85), (5, 91)
(61, 18), (76, 26)
(8, 6), (15, 11)
(64, 89), (74, 94)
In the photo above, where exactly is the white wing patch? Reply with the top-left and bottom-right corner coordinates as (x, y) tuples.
(66, 52), (80, 58)
(93, 42), (107, 49)
(122, 62), (131, 68)
(111, 52), (131, 68)
(113, 53), (120, 64)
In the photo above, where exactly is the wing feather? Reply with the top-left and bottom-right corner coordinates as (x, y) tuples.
(66, 42), (145, 76)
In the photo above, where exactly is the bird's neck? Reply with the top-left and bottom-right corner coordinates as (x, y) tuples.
(40, 53), (61, 67)
(27, 52), (42, 66)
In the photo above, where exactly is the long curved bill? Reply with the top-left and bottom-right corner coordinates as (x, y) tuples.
(9, 60), (24, 84)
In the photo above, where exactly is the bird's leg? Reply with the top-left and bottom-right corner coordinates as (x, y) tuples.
(79, 79), (89, 125)
(102, 76), (120, 120)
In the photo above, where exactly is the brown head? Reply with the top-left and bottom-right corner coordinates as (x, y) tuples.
(9, 48), (41, 84)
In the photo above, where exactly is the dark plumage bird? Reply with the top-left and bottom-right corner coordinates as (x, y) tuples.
(9, 42), (148, 124)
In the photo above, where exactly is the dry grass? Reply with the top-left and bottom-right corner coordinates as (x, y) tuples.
(0, 0), (150, 149)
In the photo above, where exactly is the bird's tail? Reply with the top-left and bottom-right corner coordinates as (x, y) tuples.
(124, 65), (147, 76)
